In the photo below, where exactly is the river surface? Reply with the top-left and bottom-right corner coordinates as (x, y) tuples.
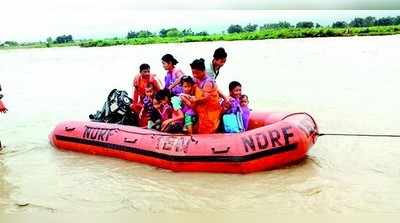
(1, 35), (400, 213)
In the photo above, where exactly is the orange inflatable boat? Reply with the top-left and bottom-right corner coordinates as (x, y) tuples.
(49, 112), (319, 173)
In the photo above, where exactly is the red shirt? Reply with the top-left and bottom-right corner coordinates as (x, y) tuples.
(132, 73), (161, 105)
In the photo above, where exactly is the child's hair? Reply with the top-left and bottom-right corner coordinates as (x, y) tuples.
(240, 94), (248, 101)
(145, 83), (154, 89)
(229, 81), (242, 92)
(139, 63), (150, 72)
(190, 58), (205, 71)
(213, 47), (227, 60)
(155, 89), (171, 101)
(180, 75), (195, 86)
(161, 54), (179, 65)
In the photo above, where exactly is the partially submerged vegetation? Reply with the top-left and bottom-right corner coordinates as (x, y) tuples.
(78, 25), (400, 48)
(2, 15), (400, 50)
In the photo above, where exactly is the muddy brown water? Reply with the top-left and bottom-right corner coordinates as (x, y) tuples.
(1, 35), (400, 213)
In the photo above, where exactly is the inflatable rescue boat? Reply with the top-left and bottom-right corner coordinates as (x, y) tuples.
(49, 112), (319, 173)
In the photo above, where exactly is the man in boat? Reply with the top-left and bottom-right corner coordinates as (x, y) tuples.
(206, 47), (229, 103)
(206, 47), (227, 80)
(131, 63), (162, 114)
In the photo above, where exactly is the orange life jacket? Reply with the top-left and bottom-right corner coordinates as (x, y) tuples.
(194, 79), (222, 134)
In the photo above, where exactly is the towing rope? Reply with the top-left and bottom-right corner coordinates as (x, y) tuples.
(318, 133), (400, 138)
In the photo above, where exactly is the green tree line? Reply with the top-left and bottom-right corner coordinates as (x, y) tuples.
(1, 15), (400, 48)
(126, 28), (209, 39)
(332, 16), (400, 28)
(122, 15), (400, 39)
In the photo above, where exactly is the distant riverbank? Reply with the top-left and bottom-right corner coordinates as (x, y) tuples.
(1, 25), (400, 50)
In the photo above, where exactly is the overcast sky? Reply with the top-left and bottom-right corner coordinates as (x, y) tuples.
(1, 0), (399, 42)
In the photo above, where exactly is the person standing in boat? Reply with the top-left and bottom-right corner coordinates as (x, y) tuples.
(206, 47), (227, 80)
(131, 63), (161, 113)
(189, 58), (223, 134)
(206, 47), (228, 102)
(161, 54), (184, 96)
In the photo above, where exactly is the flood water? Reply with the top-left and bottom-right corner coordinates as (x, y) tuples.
(1, 35), (400, 213)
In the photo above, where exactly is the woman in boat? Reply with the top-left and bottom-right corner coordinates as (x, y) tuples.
(189, 58), (223, 134)
(161, 54), (184, 96)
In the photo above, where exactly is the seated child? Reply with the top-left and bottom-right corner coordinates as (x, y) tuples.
(147, 98), (162, 130)
(155, 89), (184, 133)
(222, 81), (245, 133)
(175, 75), (197, 134)
(239, 94), (251, 131)
(138, 83), (156, 127)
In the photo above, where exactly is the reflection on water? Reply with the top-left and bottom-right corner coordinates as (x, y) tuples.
(1, 35), (400, 213)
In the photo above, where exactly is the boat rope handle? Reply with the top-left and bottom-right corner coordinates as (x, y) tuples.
(211, 147), (230, 154)
(65, 127), (76, 131)
(124, 138), (138, 144)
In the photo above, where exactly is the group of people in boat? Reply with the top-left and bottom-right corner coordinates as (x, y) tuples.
(130, 47), (250, 134)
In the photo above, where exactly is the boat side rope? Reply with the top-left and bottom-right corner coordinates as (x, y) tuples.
(318, 133), (400, 138)
(279, 113), (400, 138)
(280, 112), (319, 133)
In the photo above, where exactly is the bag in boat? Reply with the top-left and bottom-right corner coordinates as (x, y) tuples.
(89, 89), (137, 125)
(223, 111), (244, 133)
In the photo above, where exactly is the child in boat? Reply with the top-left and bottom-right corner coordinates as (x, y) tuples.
(154, 89), (184, 133)
(222, 81), (245, 133)
(239, 94), (251, 131)
(174, 75), (197, 134)
(138, 83), (156, 127)
(147, 98), (163, 130)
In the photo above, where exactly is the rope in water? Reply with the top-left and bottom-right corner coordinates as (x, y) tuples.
(318, 133), (400, 138)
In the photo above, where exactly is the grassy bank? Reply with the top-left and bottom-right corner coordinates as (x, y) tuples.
(0, 41), (80, 50)
(79, 25), (400, 47)
(2, 25), (400, 50)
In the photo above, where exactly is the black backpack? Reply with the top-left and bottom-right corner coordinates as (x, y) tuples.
(89, 89), (137, 126)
